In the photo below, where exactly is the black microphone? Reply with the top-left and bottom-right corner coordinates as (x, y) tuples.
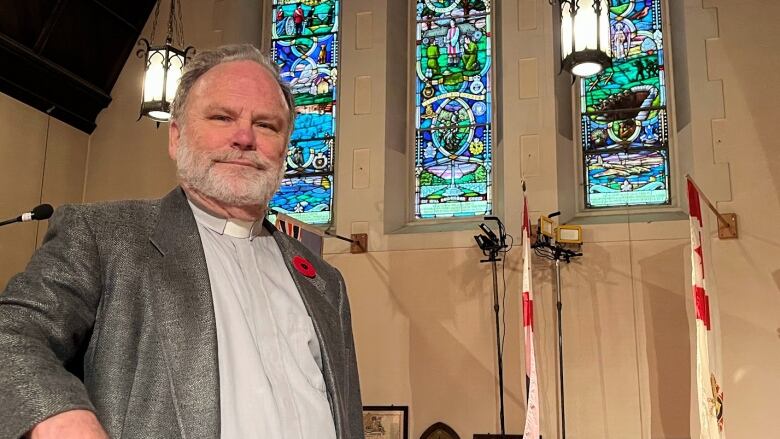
(31, 204), (54, 220)
(483, 216), (507, 248)
(479, 222), (499, 245)
(0, 204), (54, 227)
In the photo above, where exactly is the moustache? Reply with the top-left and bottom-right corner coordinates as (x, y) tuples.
(207, 150), (277, 171)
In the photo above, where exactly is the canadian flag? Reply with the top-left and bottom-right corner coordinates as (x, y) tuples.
(687, 180), (724, 438)
(522, 192), (540, 439)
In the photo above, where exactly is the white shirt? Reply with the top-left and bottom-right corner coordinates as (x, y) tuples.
(188, 201), (337, 439)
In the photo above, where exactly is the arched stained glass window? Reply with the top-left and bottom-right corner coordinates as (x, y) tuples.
(270, 0), (339, 224)
(414, 0), (493, 219)
(581, 0), (670, 208)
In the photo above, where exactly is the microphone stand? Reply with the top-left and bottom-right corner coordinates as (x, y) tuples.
(0, 204), (54, 227)
(475, 218), (510, 437)
(484, 245), (506, 436)
(0, 217), (19, 227)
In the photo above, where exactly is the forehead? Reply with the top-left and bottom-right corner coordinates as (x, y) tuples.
(187, 60), (287, 113)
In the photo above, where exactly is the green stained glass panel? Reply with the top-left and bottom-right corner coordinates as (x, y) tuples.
(581, 0), (671, 208)
(414, 1), (493, 219)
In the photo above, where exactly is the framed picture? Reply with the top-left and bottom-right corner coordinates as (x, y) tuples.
(362, 405), (408, 439)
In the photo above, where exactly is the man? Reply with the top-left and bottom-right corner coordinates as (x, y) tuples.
(461, 36), (479, 72)
(293, 5), (305, 35)
(0, 44), (363, 438)
(446, 19), (461, 66)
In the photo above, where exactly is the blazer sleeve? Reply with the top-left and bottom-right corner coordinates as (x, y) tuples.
(0, 204), (102, 438)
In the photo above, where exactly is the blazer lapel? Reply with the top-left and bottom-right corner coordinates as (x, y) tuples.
(149, 188), (220, 439)
(268, 222), (346, 428)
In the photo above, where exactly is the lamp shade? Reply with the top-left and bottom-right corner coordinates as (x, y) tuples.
(559, 0), (611, 77)
(139, 41), (190, 122)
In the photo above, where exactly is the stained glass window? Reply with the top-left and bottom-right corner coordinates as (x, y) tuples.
(270, 0), (339, 224)
(581, 0), (671, 208)
(414, 0), (493, 219)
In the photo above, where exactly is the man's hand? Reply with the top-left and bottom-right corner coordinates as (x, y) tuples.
(26, 409), (109, 439)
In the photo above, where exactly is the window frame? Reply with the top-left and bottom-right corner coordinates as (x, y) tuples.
(573, 0), (682, 216)
(407, 0), (499, 224)
(267, 0), (342, 226)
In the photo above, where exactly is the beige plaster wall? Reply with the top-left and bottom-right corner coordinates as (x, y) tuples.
(0, 94), (88, 284)
(699, 0), (780, 435)
(0, 0), (777, 438)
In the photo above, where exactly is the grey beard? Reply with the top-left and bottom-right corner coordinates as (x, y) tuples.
(175, 138), (286, 208)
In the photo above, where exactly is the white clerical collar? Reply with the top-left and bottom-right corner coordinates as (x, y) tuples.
(188, 200), (266, 239)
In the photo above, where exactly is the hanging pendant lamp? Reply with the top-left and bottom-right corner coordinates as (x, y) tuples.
(137, 0), (194, 123)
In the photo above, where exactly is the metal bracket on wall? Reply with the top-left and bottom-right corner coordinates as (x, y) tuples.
(350, 233), (367, 254)
(717, 213), (738, 239)
(686, 175), (738, 240)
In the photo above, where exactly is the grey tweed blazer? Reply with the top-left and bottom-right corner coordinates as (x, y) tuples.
(0, 188), (363, 439)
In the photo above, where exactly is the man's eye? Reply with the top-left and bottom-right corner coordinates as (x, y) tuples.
(254, 122), (276, 130)
(210, 115), (231, 122)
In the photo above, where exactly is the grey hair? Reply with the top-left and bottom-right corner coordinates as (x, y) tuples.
(169, 44), (295, 128)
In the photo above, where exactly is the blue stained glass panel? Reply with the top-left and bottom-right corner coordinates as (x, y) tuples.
(415, 124), (492, 218)
(271, 0), (338, 225)
(581, 0), (671, 208)
(585, 150), (669, 207)
(285, 138), (334, 175)
(274, 35), (338, 106)
(414, 1), (493, 219)
(417, 0), (490, 19)
(270, 175), (333, 224)
(291, 104), (336, 141)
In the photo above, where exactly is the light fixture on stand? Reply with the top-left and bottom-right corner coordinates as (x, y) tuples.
(137, 0), (194, 124)
(553, 0), (611, 77)
(532, 211), (583, 439)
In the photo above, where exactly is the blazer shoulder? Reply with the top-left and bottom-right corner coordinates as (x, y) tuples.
(50, 198), (163, 242)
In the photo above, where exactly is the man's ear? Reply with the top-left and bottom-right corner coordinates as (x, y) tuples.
(169, 119), (181, 160)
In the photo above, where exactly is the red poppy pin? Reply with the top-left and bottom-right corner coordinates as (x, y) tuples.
(293, 256), (316, 278)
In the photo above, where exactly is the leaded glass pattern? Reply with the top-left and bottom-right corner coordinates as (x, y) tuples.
(581, 0), (671, 208)
(414, 0), (493, 219)
(270, 0), (339, 224)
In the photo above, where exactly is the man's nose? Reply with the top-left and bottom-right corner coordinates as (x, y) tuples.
(230, 122), (257, 151)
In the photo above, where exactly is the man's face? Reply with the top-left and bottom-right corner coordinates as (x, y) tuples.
(168, 60), (291, 208)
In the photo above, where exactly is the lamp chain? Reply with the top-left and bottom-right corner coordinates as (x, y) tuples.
(154, 0), (183, 46)
(175, 0), (185, 46)
(149, 0), (161, 44)
(166, 0), (175, 44)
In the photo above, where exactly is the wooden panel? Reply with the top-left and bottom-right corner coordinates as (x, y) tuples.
(0, 94), (47, 286)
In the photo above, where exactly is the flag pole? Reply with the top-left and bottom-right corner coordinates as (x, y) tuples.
(521, 182), (541, 439)
(685, 175), (738, 239)
(271, 210), (368, 252)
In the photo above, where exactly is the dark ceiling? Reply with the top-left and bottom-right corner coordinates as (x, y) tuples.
(0, 0), (157, 133)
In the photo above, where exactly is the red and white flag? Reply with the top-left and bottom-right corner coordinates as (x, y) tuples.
(521, 192), (540, 439)
(274, 212), (324, 257)
(687, 180), (724, 438)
